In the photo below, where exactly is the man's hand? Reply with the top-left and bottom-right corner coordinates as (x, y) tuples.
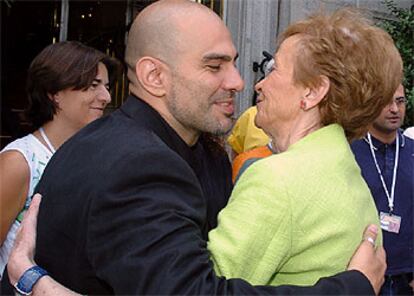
(7, 193), (41, 285)
(347, 224), (386, 295)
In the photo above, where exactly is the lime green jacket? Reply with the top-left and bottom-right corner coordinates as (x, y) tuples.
(208, 124), (381, 286)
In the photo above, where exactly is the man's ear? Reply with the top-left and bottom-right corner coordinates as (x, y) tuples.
(135, 57), (167, 97)
(303, 75), (330, 110)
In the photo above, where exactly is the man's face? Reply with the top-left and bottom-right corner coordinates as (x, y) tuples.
(165, 17), (244, 139)
(372, 84), (406, 135)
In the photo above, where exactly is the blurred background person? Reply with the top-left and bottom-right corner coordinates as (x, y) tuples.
(228, 106), (270, 157)
(228, 52), (275, 183)
(227, 106), (272, 183)
(351, 83), (413, 295)
(208, 8), (402, 287)
(0, 41), (120, 279)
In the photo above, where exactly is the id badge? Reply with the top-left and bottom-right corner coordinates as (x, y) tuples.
(380, 211), (401, 233)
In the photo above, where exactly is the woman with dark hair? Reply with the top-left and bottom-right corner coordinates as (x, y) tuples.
(0, 41), (120, 278)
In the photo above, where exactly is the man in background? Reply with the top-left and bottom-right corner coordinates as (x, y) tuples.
(352, 84), (414, 295)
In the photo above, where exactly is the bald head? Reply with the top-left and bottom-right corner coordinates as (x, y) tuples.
(125, 0), (225, 84)
(124, 0), (242, 145)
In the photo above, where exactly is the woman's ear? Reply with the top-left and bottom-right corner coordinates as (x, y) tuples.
(135, 57), (167, 97)
(47, 93), (60, 104)
(303, 75), (330, 110)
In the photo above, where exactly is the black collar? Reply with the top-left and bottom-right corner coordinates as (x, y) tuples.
(119, 95), (203, 173)
(363, 130), (406, 151)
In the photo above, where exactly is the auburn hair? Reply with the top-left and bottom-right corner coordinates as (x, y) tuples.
(279, 8), (403, 141)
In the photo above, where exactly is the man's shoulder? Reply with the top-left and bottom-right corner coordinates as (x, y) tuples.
(64, 108), (166, 151)
(350, 137), (366, 147)
(404, 134), (414, 147)
(402, 135), (414, 161)
(41, 109), (185, 186)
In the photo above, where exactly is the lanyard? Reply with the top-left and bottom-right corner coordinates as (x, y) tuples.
(367, 132), (399, 213)
(39, 127), (56, 153)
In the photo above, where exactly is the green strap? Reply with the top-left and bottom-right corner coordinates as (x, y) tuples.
(16, 209), (26, 223)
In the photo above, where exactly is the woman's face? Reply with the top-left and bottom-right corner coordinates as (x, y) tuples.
(54, 62), (111, 130)
(254, 36), (306, 139)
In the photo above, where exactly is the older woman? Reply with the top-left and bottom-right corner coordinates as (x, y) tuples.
(208, 8), (402, 286)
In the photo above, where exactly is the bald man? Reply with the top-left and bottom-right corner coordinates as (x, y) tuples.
(5, 1), (385, 295)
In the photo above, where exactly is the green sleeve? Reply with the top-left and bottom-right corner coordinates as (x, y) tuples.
(207, 159), (292, 285)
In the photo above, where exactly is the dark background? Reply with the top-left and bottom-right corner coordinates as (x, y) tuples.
(0, 0), (223, 149)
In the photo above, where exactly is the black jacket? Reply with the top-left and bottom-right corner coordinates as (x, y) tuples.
(33, 96), (374, 295)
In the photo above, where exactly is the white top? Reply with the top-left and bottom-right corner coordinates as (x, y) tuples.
(0, 134), (53, 278)
(404, 127), (414, 140)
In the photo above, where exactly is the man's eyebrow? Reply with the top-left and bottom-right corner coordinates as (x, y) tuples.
(202, 53), (239, 62)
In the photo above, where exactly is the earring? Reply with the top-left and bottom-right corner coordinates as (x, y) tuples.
(300, 100), (307, 110)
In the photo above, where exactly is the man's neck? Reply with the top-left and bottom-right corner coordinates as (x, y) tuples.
(131, 90), (200, 146)
(369, 128), (398, 145)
